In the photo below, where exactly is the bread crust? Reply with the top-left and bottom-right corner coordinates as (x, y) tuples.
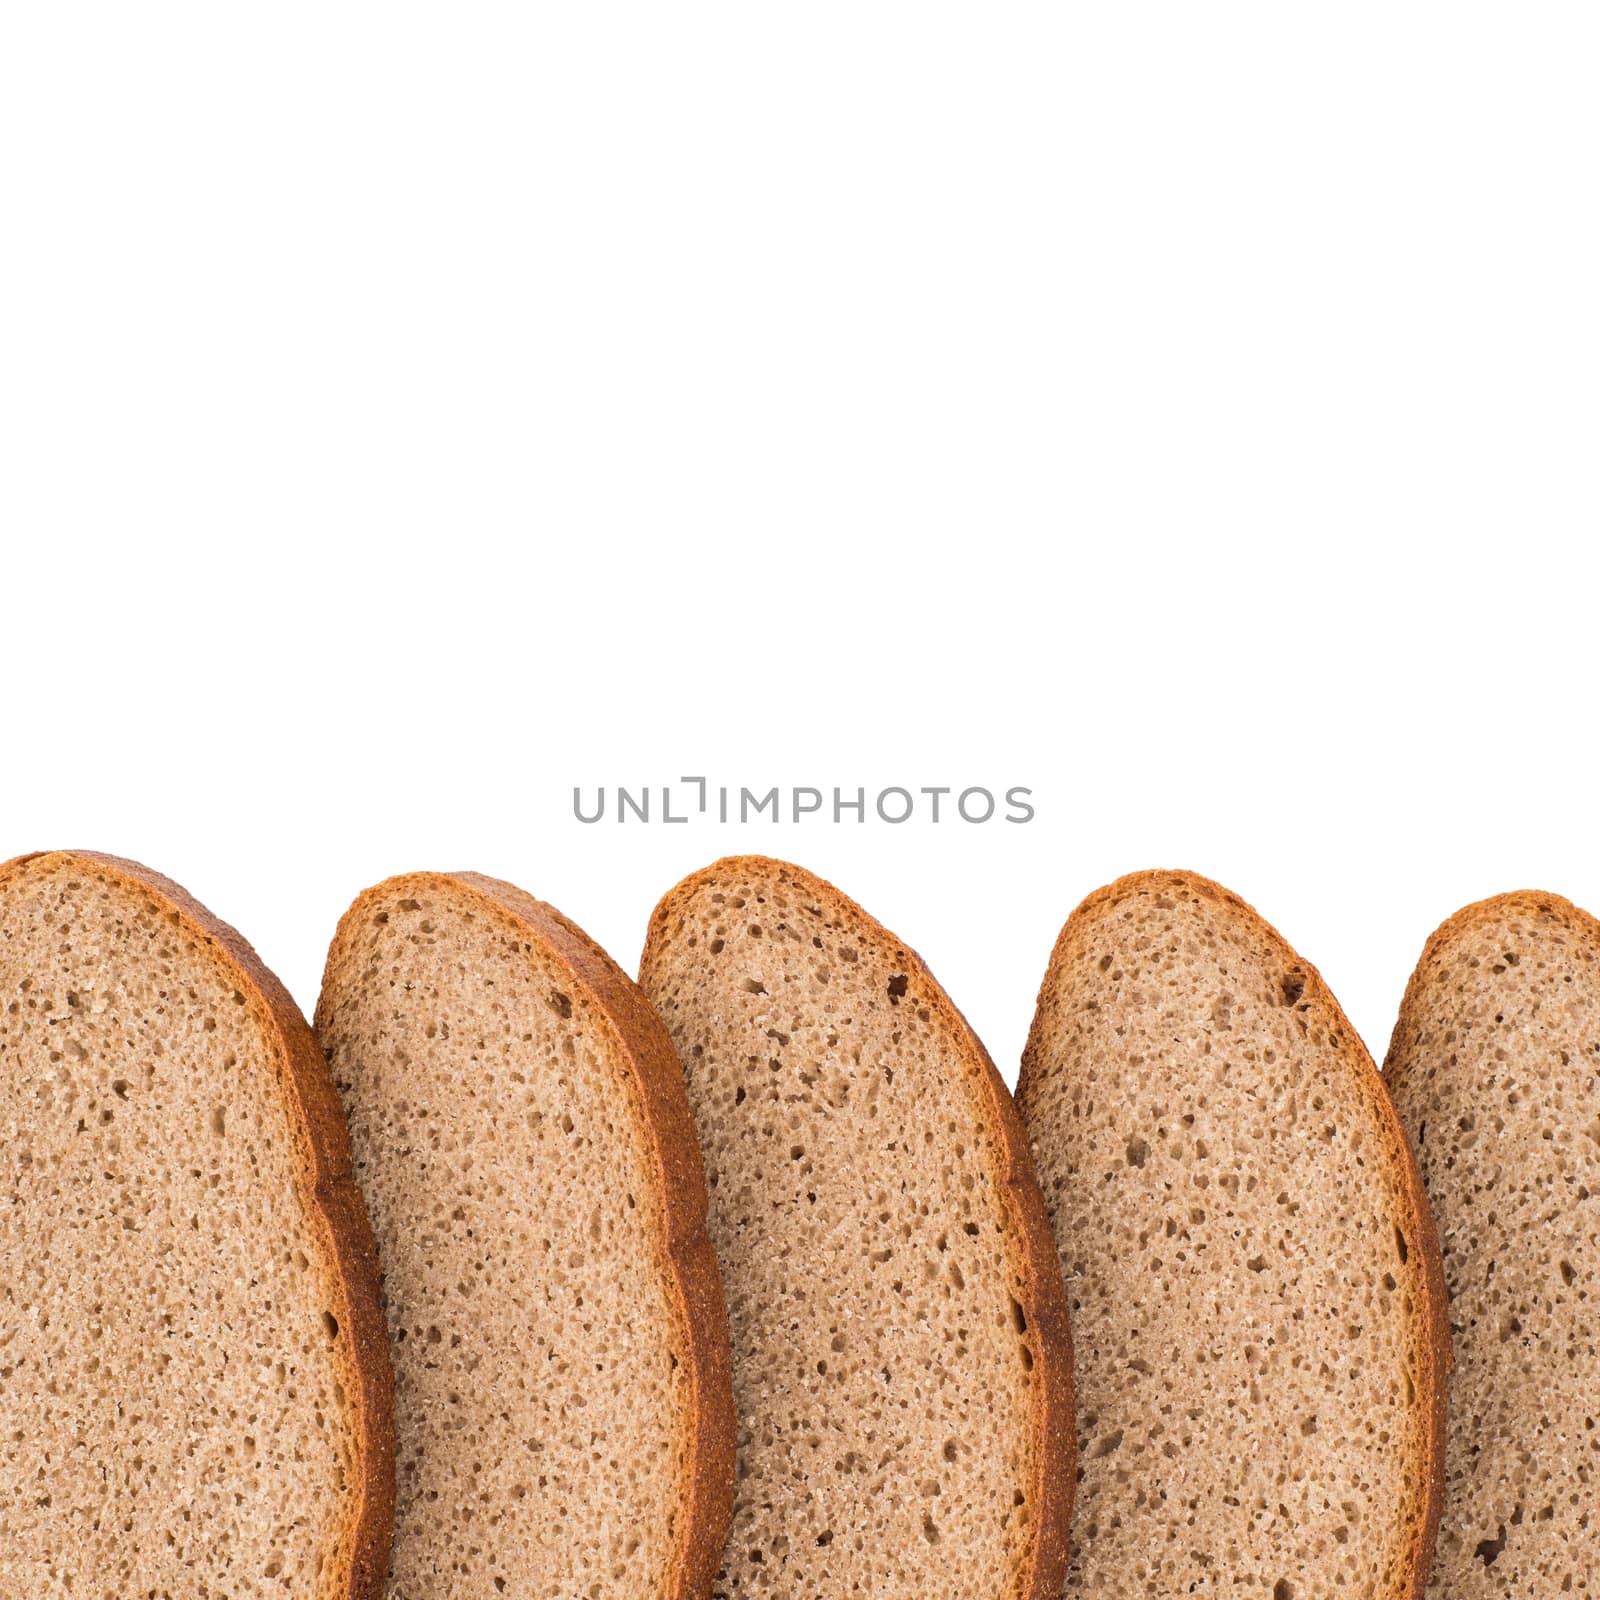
(317, 871), (736, 1600)
(1382, 887), (1600, 1085)
(1019, 868), (1449, 1600)
(0, 849), (397, 1600)
(641, 855), (1076, 1600)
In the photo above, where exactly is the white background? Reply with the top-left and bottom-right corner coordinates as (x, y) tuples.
(2, 5), (1596, 1083)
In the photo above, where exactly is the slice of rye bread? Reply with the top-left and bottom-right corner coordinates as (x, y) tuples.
(1018, 870), (1448, 1599)
(315, 873), (735, 1600)
(638, 856), (1074, 1600)
(1385, 891), (1600, 1596)
(0, 850), (394, 1600)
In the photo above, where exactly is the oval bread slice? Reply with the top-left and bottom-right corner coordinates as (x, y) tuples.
(1018, 870), (1447, 1598)
(1386, 891), (1600, 1595)
(315, 873), (735, 1600)
(639, 855), (1074, 1600)
(0, 850), (395, 1600)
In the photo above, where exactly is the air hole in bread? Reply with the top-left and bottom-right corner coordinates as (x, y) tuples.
(1475, 1526), (1507, 1566)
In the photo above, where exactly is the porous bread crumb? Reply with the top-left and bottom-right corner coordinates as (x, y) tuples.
(1020, 870), (1444, 1599)
(639, 856), (1070, 1600)
(1387, 891), (1600, 1597)
(0, 853), (368, 1600)
(317, 876), (706, 1600)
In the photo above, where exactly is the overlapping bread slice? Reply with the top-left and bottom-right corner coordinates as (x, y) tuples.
(0, 850), (394, 1600)
(315, 873), (734, 1600)
(638, 855), (1074, 1600)
(1386, 891), (1600, 1596)
(1018, 870), (1447, 1598)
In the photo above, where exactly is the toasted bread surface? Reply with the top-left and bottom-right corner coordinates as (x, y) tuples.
(639, 855), (1074, 1600)
(0, 849), (395, 1600)
(1019, 869), (1446, 1598)
(316, 872), (734, 1600)
(1386, 890), (1600, 1596)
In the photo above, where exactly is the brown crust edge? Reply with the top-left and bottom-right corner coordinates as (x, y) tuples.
(639, 854), (1077, 1600)
(1382, 887), (1600, 1089)
(0, 850), (397, 1600)
(1017, 868), (1450, 1600)
(316, 871), (736, 1600)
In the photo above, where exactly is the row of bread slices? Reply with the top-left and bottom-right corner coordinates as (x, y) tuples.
(0, 849), (1589, 1598)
